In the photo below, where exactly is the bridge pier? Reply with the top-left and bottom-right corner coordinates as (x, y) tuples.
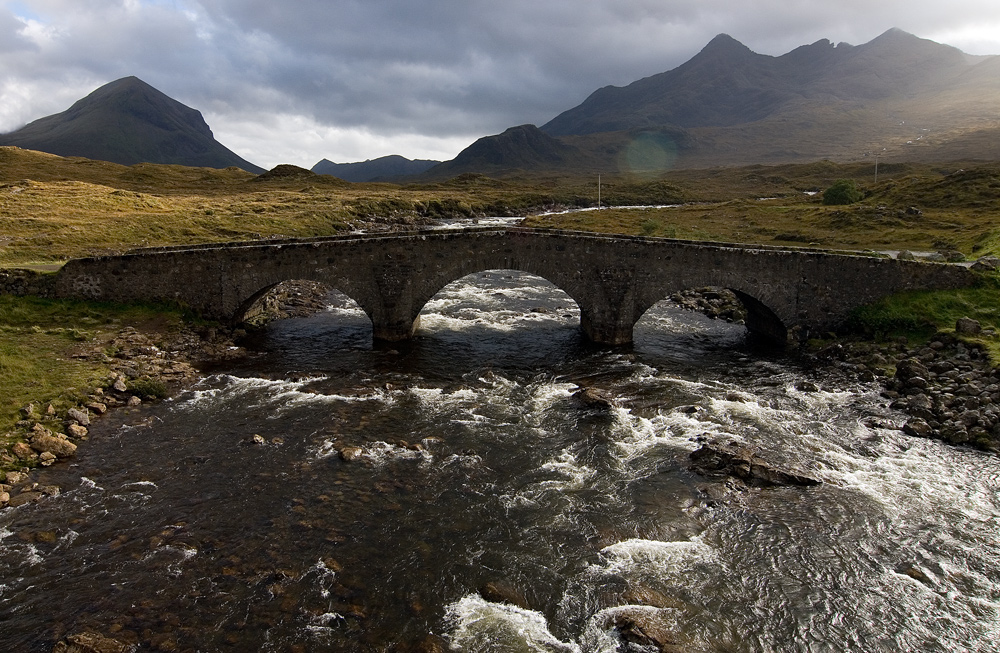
(371, 315), (421, 342)
(580, 311), (636, 346)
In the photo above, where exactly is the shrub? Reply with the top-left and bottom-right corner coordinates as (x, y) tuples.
(127, 377), (168, 399)
(823, 179), (864, 205)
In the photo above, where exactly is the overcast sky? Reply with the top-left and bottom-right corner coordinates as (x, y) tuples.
(2, 0), (999, 170)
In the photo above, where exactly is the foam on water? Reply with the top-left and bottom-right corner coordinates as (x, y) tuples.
(537, 451), (596, 491)
(177, 374), (392, 416)
(598, 536), (718, 575)
(445, 594), (582, 653)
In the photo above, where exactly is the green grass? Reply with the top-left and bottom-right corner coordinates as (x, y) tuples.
(845, 275), (1000, 358)
(0, 295), (192, 473)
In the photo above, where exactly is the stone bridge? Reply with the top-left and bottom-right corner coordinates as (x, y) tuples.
(54, 227), (977, 345)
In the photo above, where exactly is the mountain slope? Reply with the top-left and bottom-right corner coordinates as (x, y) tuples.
(0, 77), (263, 173)
(422, 124), (590, 179)
(312, 155), (439, 182)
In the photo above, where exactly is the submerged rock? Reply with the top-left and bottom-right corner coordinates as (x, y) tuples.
(597, 607), (692, 653)
(572, 386), (618, 409)
(52, 631), (132, 653)
(689, 440), (820, 488)
(339, 446), (364, 461)
(479, 581), (531, 610)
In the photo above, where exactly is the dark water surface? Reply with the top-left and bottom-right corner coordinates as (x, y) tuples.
(2, 271), (999, 652)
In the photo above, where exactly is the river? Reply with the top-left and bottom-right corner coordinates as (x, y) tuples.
(2, 269), (999, 652)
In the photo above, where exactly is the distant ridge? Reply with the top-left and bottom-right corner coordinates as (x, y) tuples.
(0, 77), (263, 173)
(422, 124), (587, 178)
(312, 155), (439, 182)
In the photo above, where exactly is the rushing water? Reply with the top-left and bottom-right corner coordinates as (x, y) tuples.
(2, 270), (1000, 652)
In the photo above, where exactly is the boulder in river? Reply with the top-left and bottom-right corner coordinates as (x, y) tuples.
(52, 631), (132, 653)
(597, 607), (692, 652)
(689, 439), (820, 487)
(339, 446), (364, 462)
(904, 420), (934, 441)
(572, 386), (618, 409)
(479, 581), (531, 610)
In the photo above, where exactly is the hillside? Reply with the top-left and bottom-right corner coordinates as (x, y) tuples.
(312, 155), (438, 182)
(0, 77), (264, 173)
(421, 124), (592, 179)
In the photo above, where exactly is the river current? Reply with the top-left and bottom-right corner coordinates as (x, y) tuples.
(2, 270), (1000, 652)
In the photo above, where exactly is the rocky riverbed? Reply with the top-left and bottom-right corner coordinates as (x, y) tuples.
(815, 325), (1000, 451)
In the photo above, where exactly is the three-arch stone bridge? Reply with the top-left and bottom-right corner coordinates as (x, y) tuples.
(55, 227), (977, 345)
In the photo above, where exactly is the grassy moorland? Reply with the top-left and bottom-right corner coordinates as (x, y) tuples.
(524, 162), (1000, 256)
(4, 146), (1000, 266)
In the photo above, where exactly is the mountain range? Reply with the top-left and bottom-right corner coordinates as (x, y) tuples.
(311, 155), (438, 182)
(0, 77), (263, 173)
(423, 28), (999, 178)
(1, 29), (997, 179)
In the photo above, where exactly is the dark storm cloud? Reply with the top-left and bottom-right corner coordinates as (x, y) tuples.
(1, 0), (998, 166)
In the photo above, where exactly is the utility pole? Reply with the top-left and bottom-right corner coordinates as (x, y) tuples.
(598, 174), (601, 209)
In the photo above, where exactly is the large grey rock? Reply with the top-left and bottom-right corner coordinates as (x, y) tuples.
(956, 317), (982, 335)
(67, 407), (90, 426)
(971, 255), (1000, 272)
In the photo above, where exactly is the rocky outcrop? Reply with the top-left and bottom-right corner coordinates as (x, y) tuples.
(886, 334), (1000, 447)
(689, 439), (821, 487)
(809, 323), (1000, 450)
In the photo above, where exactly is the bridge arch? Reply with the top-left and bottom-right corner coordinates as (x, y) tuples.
(413, 269), (581, 336)
(413, 267), (583, 324)
(235, 280), (372, 329)
(633, 282), (789, 347)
